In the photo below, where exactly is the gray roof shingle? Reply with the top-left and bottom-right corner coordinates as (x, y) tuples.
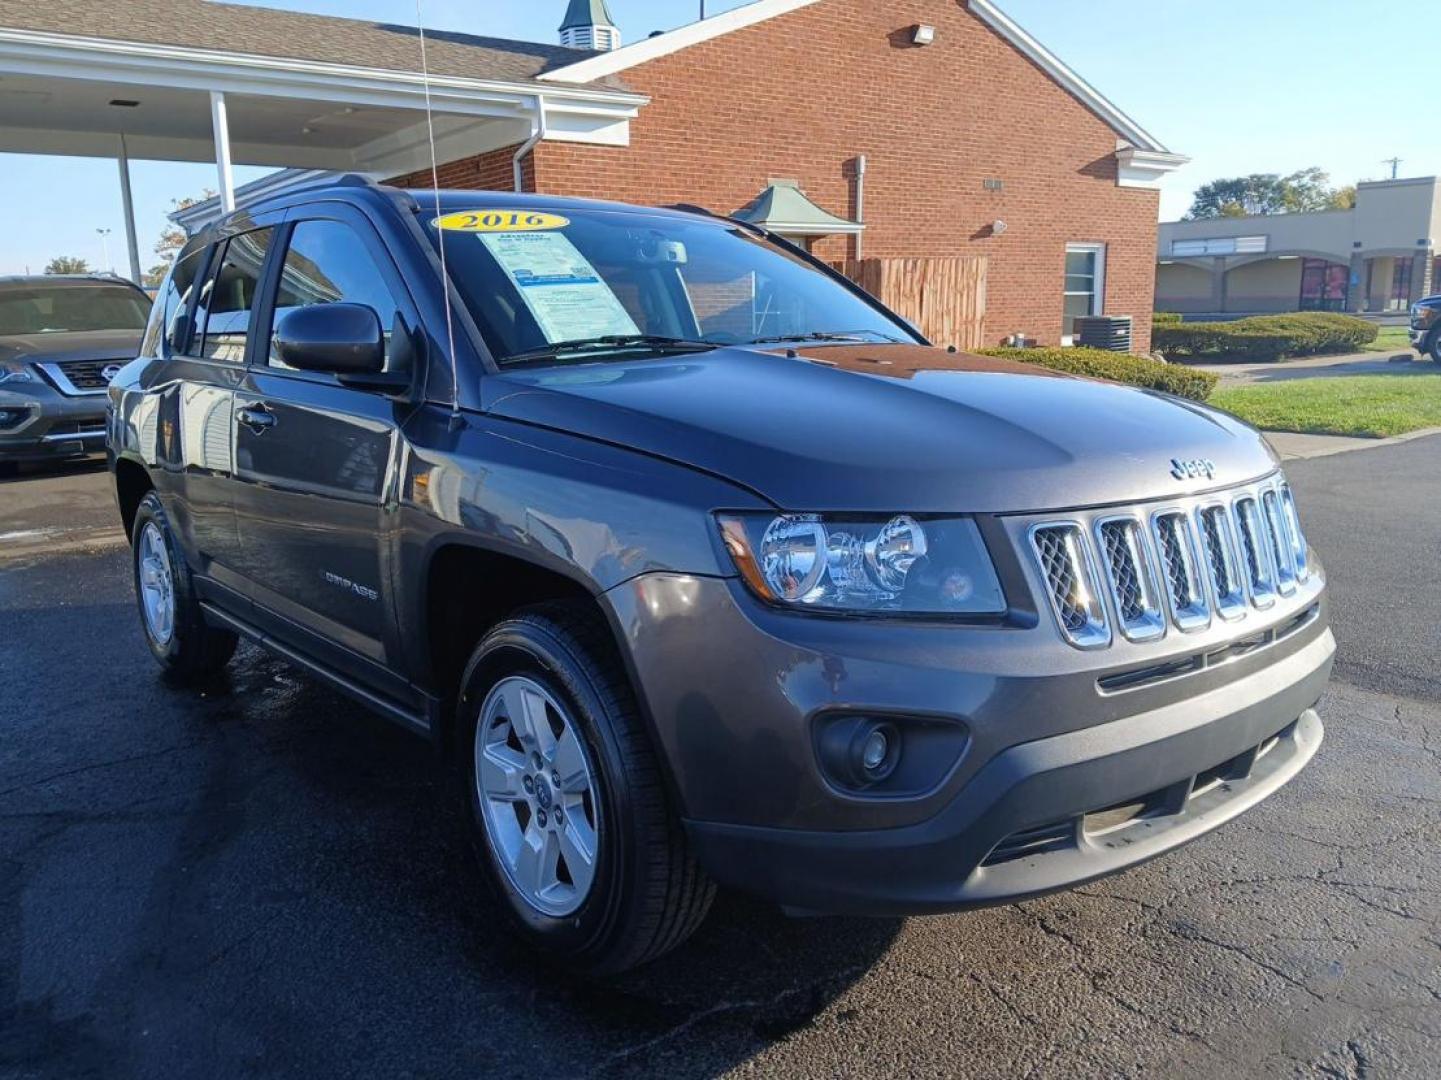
(0, 0), (613, 86)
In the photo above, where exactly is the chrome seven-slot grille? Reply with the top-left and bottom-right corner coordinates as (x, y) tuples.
(1029, 477), (1310, 649)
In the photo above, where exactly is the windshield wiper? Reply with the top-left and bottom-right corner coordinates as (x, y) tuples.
(748, 330), (906, 346)
(504, 334), (718, 365)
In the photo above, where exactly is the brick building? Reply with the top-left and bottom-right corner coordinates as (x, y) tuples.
(392, 0), (1186, 351)
(0, 0), (1184, 349)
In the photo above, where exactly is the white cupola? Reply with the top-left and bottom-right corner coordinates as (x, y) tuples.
(559, 0), (622, 51)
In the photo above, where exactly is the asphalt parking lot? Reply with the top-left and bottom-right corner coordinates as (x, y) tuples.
(2, 443), (1439, 1079)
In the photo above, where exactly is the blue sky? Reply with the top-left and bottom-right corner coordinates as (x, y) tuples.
(1, 0), (1435, 276)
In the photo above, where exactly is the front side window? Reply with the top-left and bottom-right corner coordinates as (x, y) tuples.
(269, 220), (402, 371)
(194, 228), (274, 362)
(1063, 244), (1106, 342)
(424, 207), (911, 365)
(0, 283), (149, 336)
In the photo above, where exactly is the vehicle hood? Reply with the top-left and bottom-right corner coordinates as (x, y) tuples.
(0, 329), (144, 365)
(484, 344), (1278, 513)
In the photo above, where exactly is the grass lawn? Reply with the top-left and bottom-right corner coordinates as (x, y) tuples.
(1210, 373), (1441, 438)
(1361, 325), (1416, 353)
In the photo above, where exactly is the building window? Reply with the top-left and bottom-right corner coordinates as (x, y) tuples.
(1063, 243), (1105, 343)
(1171, 236), (1268, 257)
(1390, 258), (1414, 310)
(1299, 258), (1348, 312)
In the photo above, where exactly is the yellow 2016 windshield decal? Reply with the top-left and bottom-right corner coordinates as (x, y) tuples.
(433, 210), (570, 233)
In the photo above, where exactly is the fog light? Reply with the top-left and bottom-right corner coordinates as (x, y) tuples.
(0, 407), (28, 431)
(818, 716), (902, 789)
(860, 728), (890, 771)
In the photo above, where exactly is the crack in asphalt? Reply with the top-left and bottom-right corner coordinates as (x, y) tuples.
(595, 963), (870, 1072)
(0, 741), (207, 801)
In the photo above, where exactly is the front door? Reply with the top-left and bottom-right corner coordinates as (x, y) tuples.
(231, 210), (420, 692)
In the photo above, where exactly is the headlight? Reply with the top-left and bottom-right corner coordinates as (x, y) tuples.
(0, 360), (35, 386)
(718, 512), (1006, 615)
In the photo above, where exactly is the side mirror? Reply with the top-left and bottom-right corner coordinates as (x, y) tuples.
(273, 303), (385, 375)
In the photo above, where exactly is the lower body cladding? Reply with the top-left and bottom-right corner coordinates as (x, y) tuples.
(0, 390), (106, 463)
(603, 573), (1334, 917)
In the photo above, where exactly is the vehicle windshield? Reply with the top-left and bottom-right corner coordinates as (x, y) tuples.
(425, 206), (914, 365)
(0, 284), (151, 335)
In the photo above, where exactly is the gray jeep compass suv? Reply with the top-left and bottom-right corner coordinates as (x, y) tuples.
(108, 179), (1333, 973)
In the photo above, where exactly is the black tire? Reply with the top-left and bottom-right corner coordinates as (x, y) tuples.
(131, 490), (237, 681)
(0, 460), (19, 479)
(1428, 330), (1441, 365)
(457, 602), (714, 975)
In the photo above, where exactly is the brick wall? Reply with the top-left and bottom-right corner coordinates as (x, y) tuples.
(412, 0), (1163, 350)
(389, 144), (529, 192)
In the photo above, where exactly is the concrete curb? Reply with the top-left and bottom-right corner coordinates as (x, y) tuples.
(1265, 426), (1441, 461)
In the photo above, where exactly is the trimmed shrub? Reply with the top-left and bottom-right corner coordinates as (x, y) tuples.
(1152, 311), (1184, 326)
(977, 346), (1219, 402)
(1153, 312), (1377, 363)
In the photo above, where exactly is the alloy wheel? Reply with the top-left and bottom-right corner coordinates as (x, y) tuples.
(137, 522), (176, 645)
(475, 675), (601, 917)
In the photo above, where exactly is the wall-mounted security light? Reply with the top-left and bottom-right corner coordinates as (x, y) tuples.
(912, 24), (936, 45)
(993, 220), (1008, 235)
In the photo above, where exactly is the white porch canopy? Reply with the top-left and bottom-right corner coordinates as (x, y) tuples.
(0, 26), (645, 280)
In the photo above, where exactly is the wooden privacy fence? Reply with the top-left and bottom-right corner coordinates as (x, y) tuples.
(830, 256), (987, 351)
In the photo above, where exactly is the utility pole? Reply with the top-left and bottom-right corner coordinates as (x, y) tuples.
(1382, 157), (1402, 180)
(700, 2), (706, 18)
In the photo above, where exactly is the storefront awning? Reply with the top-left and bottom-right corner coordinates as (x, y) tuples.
(733, 180), (863, 236)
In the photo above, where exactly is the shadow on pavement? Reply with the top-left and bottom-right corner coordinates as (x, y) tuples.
(0, 565), (898, 1078)
(0, 455), (107, 485)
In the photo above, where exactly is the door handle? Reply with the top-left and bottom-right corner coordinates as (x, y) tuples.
(237, 403), (276, 434)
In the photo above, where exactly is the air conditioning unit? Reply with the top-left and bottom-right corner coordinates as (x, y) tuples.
(1075, 315), (1133, 352)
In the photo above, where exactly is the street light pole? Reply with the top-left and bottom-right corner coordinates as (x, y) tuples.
(96, 228), (112, 273)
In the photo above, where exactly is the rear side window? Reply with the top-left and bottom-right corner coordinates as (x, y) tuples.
(143, 249), (204, 357)
(269, 219), (402, 371)
(194, 228), (274, 363)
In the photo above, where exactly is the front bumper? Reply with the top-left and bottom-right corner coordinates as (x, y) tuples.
(604, 568), (1332, 916)
(1410, 326), (1431, 350)
(0, 385), (106, 461)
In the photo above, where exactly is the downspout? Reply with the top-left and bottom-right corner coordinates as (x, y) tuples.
(513, 95), (547, 193)
(853, 153), (867, 260)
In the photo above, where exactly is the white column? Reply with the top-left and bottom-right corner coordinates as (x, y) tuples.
(117, 134), (142, 283)
(209, 90), (236, 213)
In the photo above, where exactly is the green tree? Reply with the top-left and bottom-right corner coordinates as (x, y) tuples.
(44, 255), (90, 274)
(1184, 168), (1354, 220)
(145, 189), (215, 286)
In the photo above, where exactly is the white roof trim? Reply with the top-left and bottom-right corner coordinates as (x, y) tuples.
(1116, 147), (1188, 190)
(0, 26), (649, 116)
(539, 0), (820, 84)
(967, 0), (1169, 153)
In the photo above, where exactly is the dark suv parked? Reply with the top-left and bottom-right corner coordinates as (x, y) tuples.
(0, 275), (150, 472)
(108, 178), (1333, 973)
(1411, 295), (1441, 362)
